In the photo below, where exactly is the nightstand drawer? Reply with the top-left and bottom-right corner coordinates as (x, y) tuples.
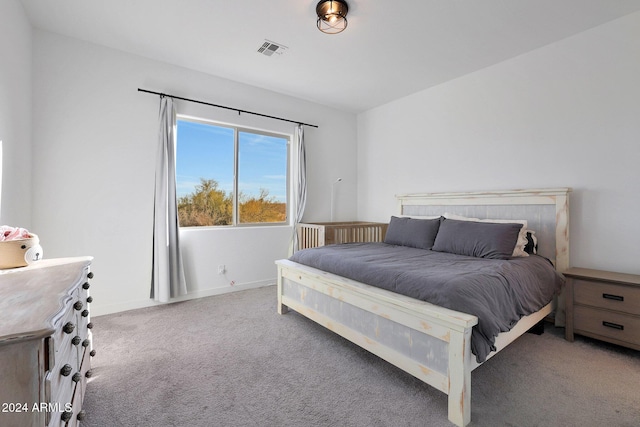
(573, 279), (640, 315)
(574, 306), (640, 346)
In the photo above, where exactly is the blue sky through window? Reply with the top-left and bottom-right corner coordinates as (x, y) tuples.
(176, 120), (288, 202)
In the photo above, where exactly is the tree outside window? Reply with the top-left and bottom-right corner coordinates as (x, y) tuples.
(176, 118), (289, 227)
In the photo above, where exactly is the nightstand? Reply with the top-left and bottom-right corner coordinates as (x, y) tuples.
(565, 267), (640, 350)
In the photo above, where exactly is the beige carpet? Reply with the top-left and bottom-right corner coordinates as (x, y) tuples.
(82, 285), (639, 427)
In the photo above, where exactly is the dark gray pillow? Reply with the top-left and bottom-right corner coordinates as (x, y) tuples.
(384, 216), (442, 250)
(431, 218), (521, 259)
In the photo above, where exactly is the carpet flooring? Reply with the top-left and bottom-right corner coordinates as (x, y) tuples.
(82, 285), (639, 427)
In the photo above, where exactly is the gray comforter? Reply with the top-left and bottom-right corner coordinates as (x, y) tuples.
(289, 242), (564, 363)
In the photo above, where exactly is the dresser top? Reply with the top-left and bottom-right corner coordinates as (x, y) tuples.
(0, 257), (92, 344)
(564, 267), (640, 286)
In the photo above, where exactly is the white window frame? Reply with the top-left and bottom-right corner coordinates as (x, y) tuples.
(176, 115), (291, 228)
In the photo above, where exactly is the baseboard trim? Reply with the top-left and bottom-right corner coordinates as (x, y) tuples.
(92, 279), (275, 317)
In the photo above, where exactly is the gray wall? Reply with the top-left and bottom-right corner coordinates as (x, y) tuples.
(0, 1), (32, 226)
(6, 1), (639, 317)
(357, 11), (640, 274)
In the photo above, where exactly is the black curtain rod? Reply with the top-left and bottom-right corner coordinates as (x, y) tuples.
(138, 88), (318, 128)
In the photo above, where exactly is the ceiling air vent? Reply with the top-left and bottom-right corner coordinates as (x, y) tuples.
(257, 40), (288, 57)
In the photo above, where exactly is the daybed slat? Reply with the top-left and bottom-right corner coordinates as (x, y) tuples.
(296, 222), (388, 250)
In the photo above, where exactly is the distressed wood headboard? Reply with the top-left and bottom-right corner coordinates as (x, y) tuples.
(396, 188), (571, 272)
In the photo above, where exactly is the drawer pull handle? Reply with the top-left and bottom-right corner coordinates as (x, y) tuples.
(72, 336), (81, 346)
(82, 339), (91, 347)
(82, 282), (90, 290)
(87, 296), (94, 303)
(82, 309), (90, 317)
(74, 301), (83, 310)
(61, 410), (73, 422)
(72, 372), (82, 383)
(60, 364), (72, 376)
(63, 322), (75, 334)
(602, 321), (624, 330)
(87, 271), (94, 279)
(603, 293), (624, 302)
(77, 410), (87, 421)
(90, 349), (97, 357)
(87, 322), (94, 329)
(85, 369), (93, 378)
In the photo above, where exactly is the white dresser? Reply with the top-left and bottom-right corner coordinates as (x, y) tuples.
(0, 257), (94, 427)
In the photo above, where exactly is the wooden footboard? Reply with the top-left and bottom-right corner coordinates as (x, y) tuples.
(276, 259), (477, 427)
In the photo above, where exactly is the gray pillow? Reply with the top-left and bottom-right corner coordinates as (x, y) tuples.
(431, 218), (521, 259)
(384, 216), (442, 250)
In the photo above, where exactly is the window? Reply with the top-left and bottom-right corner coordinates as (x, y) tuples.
(176, 117), (290, 227)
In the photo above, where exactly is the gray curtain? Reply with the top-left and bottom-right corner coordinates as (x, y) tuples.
(151, 96), (187, 302)
(290, 124), (307, 254)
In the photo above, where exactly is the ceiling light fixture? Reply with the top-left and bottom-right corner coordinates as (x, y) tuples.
(316, 0), (349, 34)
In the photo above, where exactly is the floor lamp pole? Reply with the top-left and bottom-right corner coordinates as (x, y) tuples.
(330, 178), (342, 221)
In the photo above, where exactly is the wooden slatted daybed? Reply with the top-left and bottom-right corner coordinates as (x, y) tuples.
(276, 188), (570, 426)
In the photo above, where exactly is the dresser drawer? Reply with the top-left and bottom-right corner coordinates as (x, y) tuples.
(51, 299), (79, 361)
(572, 278), (640, 315)
(44, 370), (74, 427)
(49, 300), (83, 393)
(48, 349), (78, 404)
(574, 305), (640, 347)
(48, 358), (87, 427)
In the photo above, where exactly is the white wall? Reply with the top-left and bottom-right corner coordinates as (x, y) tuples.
(0, 1), (32, 226)
(357, 12), (640, 274)
(31, 31), (357, 315)
(22, 7), (639, 316)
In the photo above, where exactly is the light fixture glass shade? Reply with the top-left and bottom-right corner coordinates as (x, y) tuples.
(316, 0), (349, 34)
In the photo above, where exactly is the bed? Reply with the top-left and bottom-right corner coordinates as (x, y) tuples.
(276, 188), (570, 426)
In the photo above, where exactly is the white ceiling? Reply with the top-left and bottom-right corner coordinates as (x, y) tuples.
(19, 0), (640, 113)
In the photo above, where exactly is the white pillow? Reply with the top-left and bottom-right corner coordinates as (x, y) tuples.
(398, 215), (442, 220)
(443, 213), (529, 257)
